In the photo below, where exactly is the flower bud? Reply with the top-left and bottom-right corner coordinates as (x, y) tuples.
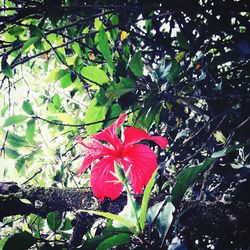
(114, 162), (126, 183)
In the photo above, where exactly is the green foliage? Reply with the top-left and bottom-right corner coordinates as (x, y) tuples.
(171, 158), (215, 204)
(97, 26), (114, 70)
(107, 78), (136, 99)
(78, 210), (135, 231)
(21, 37), (40, 53)
(22, 101), (34, 115)
(129, 52), (144, 77)
(84, 97), (108, 135)
(3, 231), (37, 250)
(1, 55), (13, 78)
(26, 119), (36, 142)
(3, 115), (28, 127)
(140, 170), (157, 230)
(81, 66), (109, 85)
(47, 211), (62, 232)
(96, 233), (130, 250)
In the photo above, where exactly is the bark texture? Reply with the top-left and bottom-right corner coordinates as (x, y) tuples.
(1, 182), (250, 249)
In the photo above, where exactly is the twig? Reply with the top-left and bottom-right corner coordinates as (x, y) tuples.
(22, 169), (43, 185)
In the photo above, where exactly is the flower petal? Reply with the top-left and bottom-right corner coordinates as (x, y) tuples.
(121, 144), (157, 194)
(92, 113), (127, 151)
(77, 155), (98, 177)
(76, 138), (116, 176)
(123, 127), (168, 149)
(90, 157), (123, 201)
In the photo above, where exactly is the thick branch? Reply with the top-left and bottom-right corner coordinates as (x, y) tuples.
(1, 182), (250, 248)
(0, 182), (127, 218)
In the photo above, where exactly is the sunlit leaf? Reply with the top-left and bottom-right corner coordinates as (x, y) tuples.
(3, 115), (28, 127)
(55, 113), (75, 124)
(81, 66), (109, 85)
(5, 148), (20, 159)
(46, 69), (68, 83)
(214, 130), (227, 144)
(20, 198), (32, 205)
(60, 72), (72, 88)
(26, 119), (36, 142)
(140, 169), (157, 230)
(77, 210), (134, 230)
(84, 98), (108, 135)
(7, 133), (28, 148)
(22, 101), (34, 115)
(15, 157), (26, 174)
(121, 31), (130, 42)
(21, 36), (40, 52)
(97, 26), (114, 70)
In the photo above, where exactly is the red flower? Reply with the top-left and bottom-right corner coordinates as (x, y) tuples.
(76, 113), (168, 201)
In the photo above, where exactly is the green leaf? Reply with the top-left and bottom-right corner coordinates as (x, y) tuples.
(211, 141), (250, 158)
(166, 59), (181, 82)
(55, 49), (67, 65)
(176, 32), (190, 50)
(1, 55), (13, 78)
(3, 115), (28, 127)
(15, 157), (26, 174)
(60, 218), (72, 231)
(46, 69), (68, 83)
(20, 198), (32, 205)
(47, 211), (62, 232)
(156, 202), (175, 239)
(5, 148), (20, 159)
(147, 200), (175, 239)
(29, 25), (43, 37)
(171, 157), (215, 204)
(81, 66), (109, 85)
(52, 94), (61, 110)
(171, 141), (250, 204)
(107, 77), (136, 99)
(8, 26), (25, 36)
(0, 238), (8, 250)
(113, 195), (139, 230)
(77, 210), (134, 230)
(214, 130), (227, 144)
(71, 42), (82, 56)
(60, 72), (72, 88)
(129, 52), (144, 77)
(22, 101), (34, 115)
(140, 170), (157, 230)
(7, 133), (27, 148)
(26, 119), (36, 142)
(97, 26), (114, 70)
(104, 104), (122, 127)
(1, 105), (8, 117)
(96, 233), (131, 250)
(143, 105), (162, 130)
(84, 98), (108, 135)
(3, 231), (36, 250)
(21, 36), (40, 52)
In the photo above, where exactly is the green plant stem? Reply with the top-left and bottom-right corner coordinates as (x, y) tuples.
(123, 181), (142, 234)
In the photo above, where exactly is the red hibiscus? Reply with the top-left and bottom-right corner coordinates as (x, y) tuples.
(76, 113), (168, 201)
